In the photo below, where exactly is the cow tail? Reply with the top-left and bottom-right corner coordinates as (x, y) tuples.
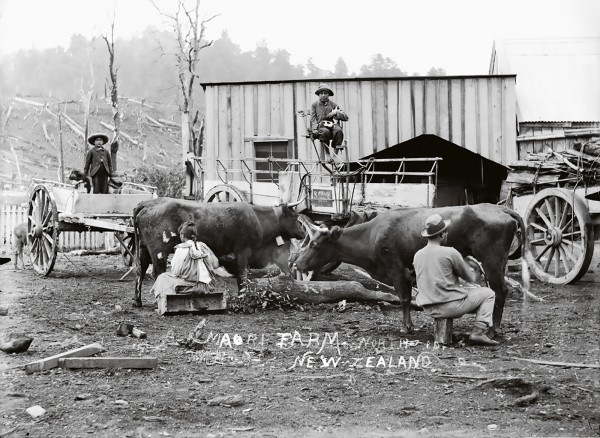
(503, 207), (531, 300)
(132, 203), (144, 269)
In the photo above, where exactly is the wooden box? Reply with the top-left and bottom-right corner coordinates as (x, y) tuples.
(157, 290), (226, 315)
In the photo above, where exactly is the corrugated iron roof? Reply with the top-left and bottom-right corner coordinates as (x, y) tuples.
(490, 38), (600, 123)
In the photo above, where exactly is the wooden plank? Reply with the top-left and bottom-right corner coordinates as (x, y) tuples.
(424, 79), (437, 134)
(70, 193), (153, 215)
(218, 85), (230, 157)
(412, 80), (425, 136)
(360, 82), (373, 158)
(59, 357), (158, 369)
(283, 83), (294, 140)
(347, 82), (361, 160)
(477, 78), (489, 156)
(399, 81), (413, 142)
(449, 79), (463, 146)
(257, 85), (268, 136)
(503, 77), (518, 164)
(464, 78), (477, 151)
(270, 83), (281, 135)
(24, 343), (105, 374)
(491, 77), (503, 163)
(242, 85), (254, 158)
(230, 85), (243, 164)
(437, 80), (450, 140)
(373, 81), (386, 152)
(294, 82), (310, 161)
(386, 80), (399, 146)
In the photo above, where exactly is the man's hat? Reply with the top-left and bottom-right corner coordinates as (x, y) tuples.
(87, 133), (109, 146)
(421, 214), (451, 237)
(315, 83), (334, 96)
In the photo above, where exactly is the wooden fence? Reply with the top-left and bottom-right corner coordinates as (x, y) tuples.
(1, 203), (114, 251)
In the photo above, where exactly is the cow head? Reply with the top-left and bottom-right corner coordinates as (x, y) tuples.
(294, 224), (343, 271)
(277, 199), (306, 240)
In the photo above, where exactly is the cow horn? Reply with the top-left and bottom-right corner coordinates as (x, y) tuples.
(287, 195), (307, 208)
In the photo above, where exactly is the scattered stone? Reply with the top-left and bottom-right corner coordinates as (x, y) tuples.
(0, 336), (33, 354)
(207, 395), (244, 407)
(117, 323), (134, 336)
(0, 305), (9, 316)
(114, 400), (129, 405)
(132, 328), (147, 339)
(26, 405), (46, 418)
(114, 304), (123, 312)
(75, 393), (92, 401)
(487, 424), (498, 430)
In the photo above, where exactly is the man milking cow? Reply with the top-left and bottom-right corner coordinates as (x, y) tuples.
(413, 214), (499, 346)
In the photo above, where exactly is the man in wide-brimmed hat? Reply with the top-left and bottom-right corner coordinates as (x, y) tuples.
(310, 83), (348, 159)
(412, 214), (499, 346)
(84, 132), (113, 194)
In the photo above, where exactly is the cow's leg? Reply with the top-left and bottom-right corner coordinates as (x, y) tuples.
(134, 245), (152, 307)
(235, 249), (252, 294)
(393, 270), (414, 333)
(481, 258), (508, 338)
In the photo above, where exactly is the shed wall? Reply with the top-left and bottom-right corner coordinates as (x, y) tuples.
(203, 77), (517, 176)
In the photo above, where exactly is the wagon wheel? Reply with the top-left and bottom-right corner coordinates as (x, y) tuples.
(524, 188), (594, 284)
(289, 214), (341, 277)
(27, 184), (59, 276)
(205, 184), (248, 203)
(119, 232), (135, 267)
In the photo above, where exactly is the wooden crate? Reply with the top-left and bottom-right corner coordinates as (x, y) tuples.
(158, 291), (226, 315)
(157, 278), (234, 315)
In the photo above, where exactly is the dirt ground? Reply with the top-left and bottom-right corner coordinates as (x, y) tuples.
(1, 246), (599, 438)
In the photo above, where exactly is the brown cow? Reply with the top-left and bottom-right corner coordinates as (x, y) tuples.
(133, 198), (305, 307)
(294, 204), (526, 336)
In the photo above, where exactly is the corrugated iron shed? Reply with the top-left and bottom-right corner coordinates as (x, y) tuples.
(490, 38), (600, 122)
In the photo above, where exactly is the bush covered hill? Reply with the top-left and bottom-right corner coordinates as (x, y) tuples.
(1, 95), (184, 191)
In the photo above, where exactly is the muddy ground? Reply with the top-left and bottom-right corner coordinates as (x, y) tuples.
(1, 247), (599, 438)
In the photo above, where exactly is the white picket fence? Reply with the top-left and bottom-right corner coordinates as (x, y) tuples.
(1, 203), (114, 251)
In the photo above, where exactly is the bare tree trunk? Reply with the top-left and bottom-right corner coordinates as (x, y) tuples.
(103, 22), (120, 171)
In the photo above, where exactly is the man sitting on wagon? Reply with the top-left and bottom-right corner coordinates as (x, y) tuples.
(310, 83), (348, 160)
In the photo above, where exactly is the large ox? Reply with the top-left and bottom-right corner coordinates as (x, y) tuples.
(133, 198), (304, 306)
(294, 204), (525, 336)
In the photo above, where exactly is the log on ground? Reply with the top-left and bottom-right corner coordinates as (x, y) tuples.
(247, 276), (401, 304)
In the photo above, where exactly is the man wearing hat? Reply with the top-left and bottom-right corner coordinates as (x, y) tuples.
(413, 213), (499, 346)
(310, 83), (348, 159)
(84, 132), (113, 194)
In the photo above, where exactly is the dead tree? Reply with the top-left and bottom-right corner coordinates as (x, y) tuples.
(153, 0), (218, 196)
(80, 41), (96, 162)
(102, 20), (121, 171)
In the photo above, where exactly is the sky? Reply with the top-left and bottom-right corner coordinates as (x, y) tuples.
(0, 0), (598, 75)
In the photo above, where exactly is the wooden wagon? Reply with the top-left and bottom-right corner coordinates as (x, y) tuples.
(27, 179), (157, 276)
(507, 144), (600, 285)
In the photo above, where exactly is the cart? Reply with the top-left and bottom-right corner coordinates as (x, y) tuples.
(27, 178), (158, 276)
(511, 186), (600, 284)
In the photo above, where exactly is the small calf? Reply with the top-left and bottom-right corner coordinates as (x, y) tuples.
(68, 169), (92, 193)
(14, 222), (28, 269)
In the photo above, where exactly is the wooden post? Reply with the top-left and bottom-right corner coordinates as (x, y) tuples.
(434, 318), (453, 344)
(182, 111), (193, 198)
(58, 112), (64, 183)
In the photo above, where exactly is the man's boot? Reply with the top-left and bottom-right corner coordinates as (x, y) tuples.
(469, 322), (499, 346)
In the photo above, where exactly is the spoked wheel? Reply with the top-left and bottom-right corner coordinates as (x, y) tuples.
(28, 185), (59, 276)
(205, 184), (247, 203)
(524, 188), (594, 284)
(289, 214), (341, 278)
(119, 232), (135, 267)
